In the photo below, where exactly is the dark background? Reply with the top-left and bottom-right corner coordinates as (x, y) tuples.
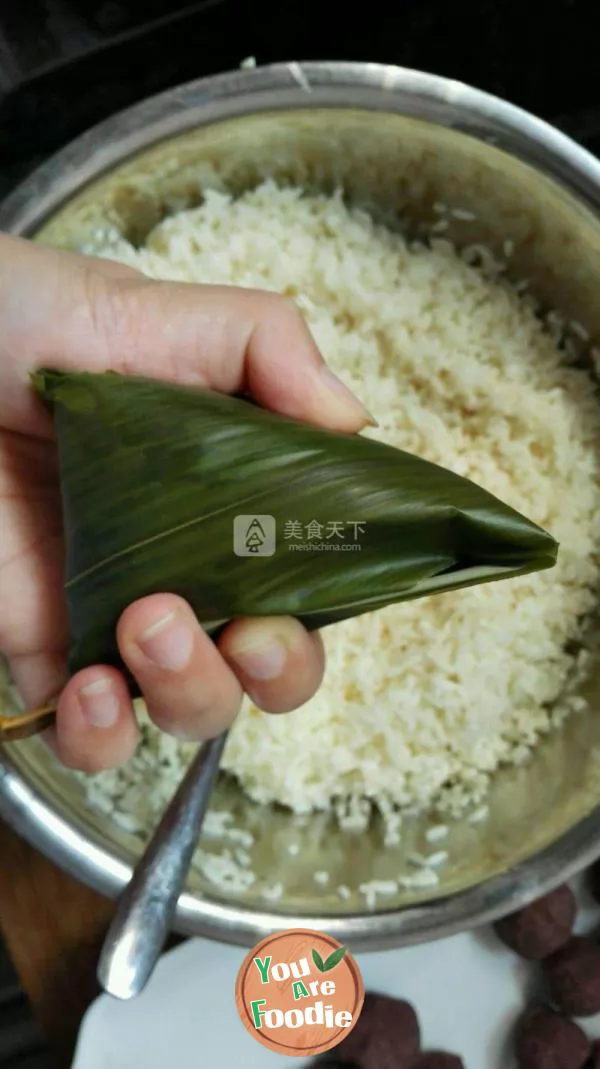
(2, 0), (600, 199)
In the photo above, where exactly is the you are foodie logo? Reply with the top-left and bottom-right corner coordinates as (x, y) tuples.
(235, 928), (364, 1057)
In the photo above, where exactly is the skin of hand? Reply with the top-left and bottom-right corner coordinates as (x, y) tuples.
(0, 234), (374, 772)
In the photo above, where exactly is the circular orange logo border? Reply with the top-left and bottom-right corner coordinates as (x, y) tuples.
(235, 928), (365, 1057)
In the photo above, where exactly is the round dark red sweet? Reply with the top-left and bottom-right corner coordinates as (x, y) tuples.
(494, 885), (577, 960)
(515, 1004), (590, 1069)
(416, 1054), (465, 1069)
(543, 937), (600, 1016)
(334, 992), (420, 1068)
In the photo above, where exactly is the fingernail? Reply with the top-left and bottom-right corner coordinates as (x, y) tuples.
(79, 677), (120, 728)
(137, 612), (194, 671)
(228, 635), (287, 681)
(319, 366), (378, 426)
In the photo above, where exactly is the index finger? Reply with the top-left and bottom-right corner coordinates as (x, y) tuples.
(104, 281), (376, 433)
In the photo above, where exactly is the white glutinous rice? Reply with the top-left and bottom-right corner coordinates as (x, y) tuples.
(425, 825), (449, 844)
(78, 181), (600, 843)
(314, 871), (330, 886)
(451, 207), (477, 221)
(425, 851), (449, 868)
(262, 882), (284, 902)
(359, 880), (400, 909)
(469, 806), (490, 825)
(400, 869), (440, 890)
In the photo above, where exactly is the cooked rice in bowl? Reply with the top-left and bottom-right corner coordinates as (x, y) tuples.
(67, 180), (600, 890)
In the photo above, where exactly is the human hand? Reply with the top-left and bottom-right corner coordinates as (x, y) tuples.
(0, 234), (373, 771)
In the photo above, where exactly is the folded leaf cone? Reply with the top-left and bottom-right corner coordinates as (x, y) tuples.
(33, 369), (558, 681)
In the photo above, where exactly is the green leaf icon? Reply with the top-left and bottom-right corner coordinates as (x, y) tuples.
(311, 949), (326, 972)
(323, 946), (348, 971)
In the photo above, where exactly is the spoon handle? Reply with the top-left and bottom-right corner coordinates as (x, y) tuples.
(97, 730), (228, 1000)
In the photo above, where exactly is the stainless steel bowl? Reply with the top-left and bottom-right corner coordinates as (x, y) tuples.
(2, 62), (600, 951)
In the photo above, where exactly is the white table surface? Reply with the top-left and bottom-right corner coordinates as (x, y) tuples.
(72, 877), (600, 1069)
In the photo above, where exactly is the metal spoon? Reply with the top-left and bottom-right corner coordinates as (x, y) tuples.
(97, 730), (228, 1000)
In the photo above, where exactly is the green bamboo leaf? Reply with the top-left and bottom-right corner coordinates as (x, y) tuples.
(311, 949), (326, 972)
(323, 946), (347, 971)
(32, 369), (558, 686)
